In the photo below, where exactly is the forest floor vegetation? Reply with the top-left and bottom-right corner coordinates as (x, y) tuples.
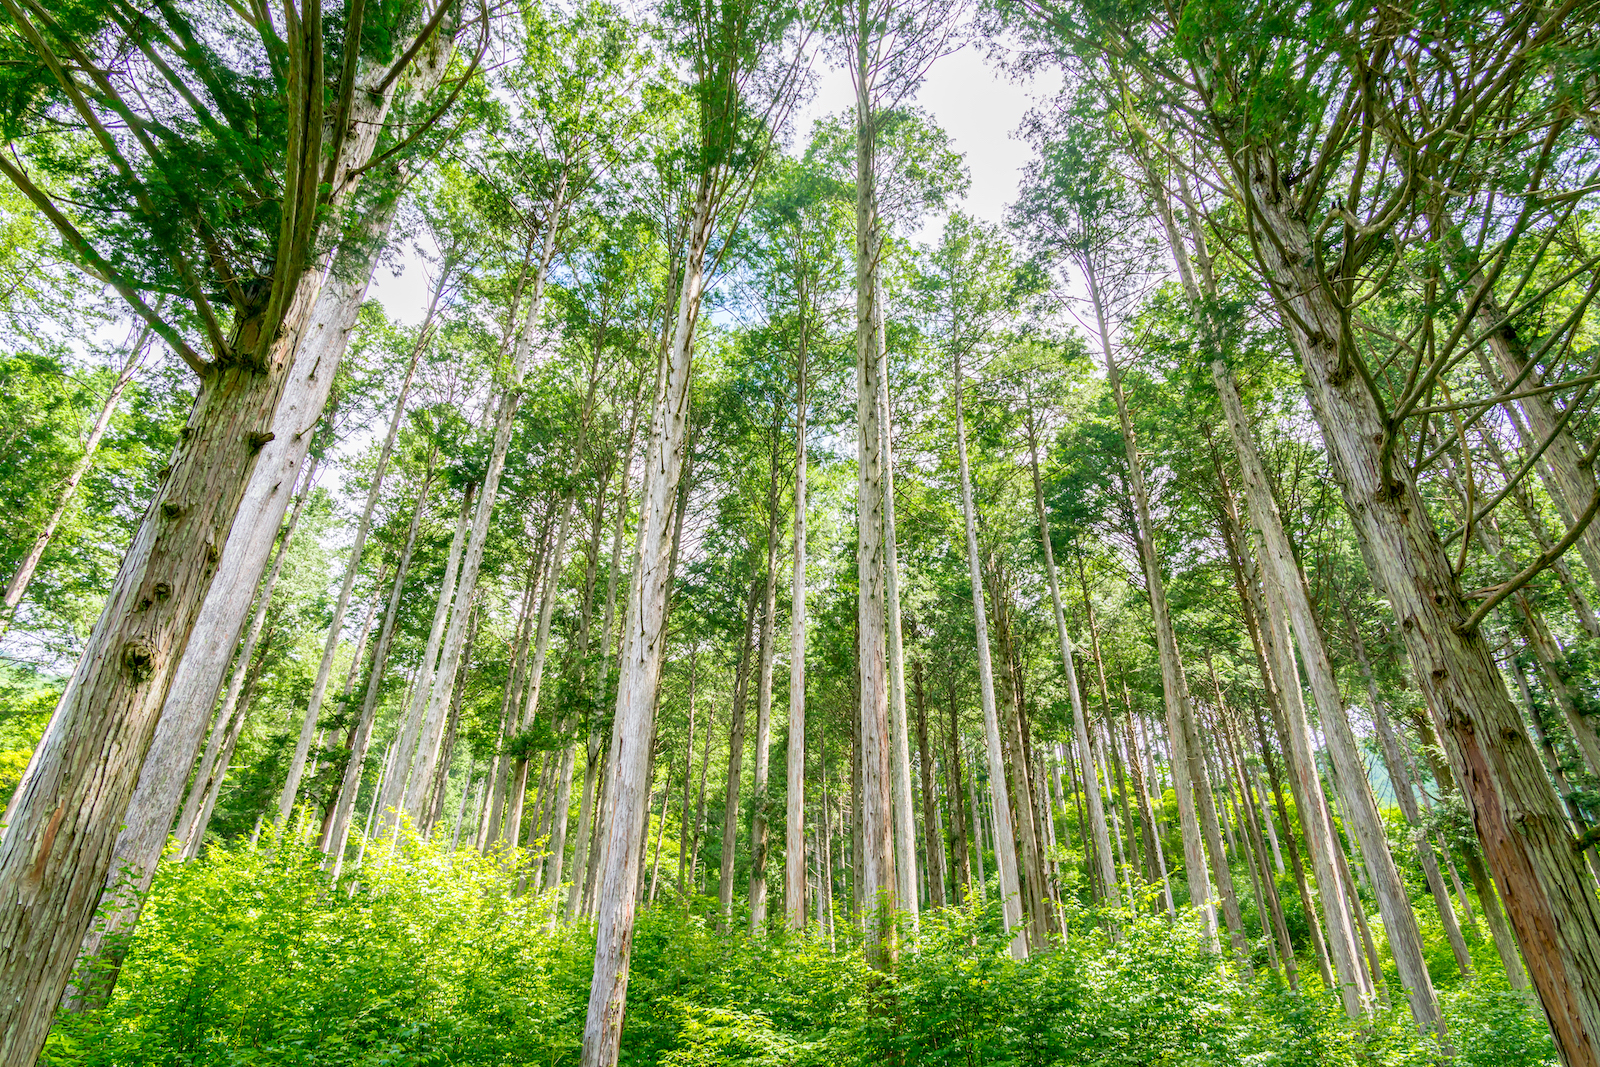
(44, 835), (1555, 1067)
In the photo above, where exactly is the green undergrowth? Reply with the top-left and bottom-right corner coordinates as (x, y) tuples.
(45, 836), (1555, 1066)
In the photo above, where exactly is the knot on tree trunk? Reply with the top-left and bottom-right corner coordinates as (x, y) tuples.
(121, 641), (156, 683)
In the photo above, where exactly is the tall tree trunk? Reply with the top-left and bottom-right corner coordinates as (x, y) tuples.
(719, 577), (760, 924)
(424, 597), (478, 835)
(1027, 410), (1115, 907)
(487, 560), (541, 852)
(182, 624), (277, 860)
(784, 331), (809, 930)
(991, 575), (1051, 944)
(1085, 262), (1215, 954)
(412, 185), (572, 834)
(1213, 362), (1439, 1033)
(173, 448), (320, 858)
(0, 32), (456, 1050)
(944, 678), (973, 899)
(580, 181), (714, 1066)
(880, 327), (918, 932)
(504, 499), (574, 847)
(676, 646), (698, 899)
(847, 36), (898, 965)
(1344, 600), (1474, 977)
(953, 350), (1025, 957)
(48, 201), (391, 1010)
(748, 432), (783, 932)
(914, 661), (947, 908)
(379, 481), (475, 832)
(686, 696), (716, 907)
(1219, 695), (1298, 985)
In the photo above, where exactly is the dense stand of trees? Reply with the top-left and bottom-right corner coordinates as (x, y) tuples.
(2, 0), (1600, 1064)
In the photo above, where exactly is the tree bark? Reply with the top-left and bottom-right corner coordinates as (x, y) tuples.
(277, 330), (426, 830)
(880, 326), (918, 932)
(1345, 600), (1473, 977)
(379, 481), (474, 833)
(748, 431), (783, 932)
(719, 576), (760, 924)
(1027, 410), (1115, 907)
(914, 661), (947, 908)
(784, 331), (809, 930)
(944, 678), (973, 899)
(326, 451), (436, 872)
(173, 447), (320, 859)
(580, 181), (713, 1066)
(1087, 265), (1215, 953)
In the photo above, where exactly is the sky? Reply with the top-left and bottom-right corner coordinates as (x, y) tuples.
(369, 39), (1059, 323)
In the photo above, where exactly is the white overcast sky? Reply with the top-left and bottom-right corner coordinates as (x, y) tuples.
(370, 40), (1058, 322)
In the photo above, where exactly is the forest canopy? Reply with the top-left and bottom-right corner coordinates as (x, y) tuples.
(0, 0), (1598, 1064)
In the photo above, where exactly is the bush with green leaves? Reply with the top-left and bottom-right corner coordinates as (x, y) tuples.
(46, 837), (1555, 1067)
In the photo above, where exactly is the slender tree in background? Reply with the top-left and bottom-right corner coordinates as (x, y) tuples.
(579, 0), (807, 1058)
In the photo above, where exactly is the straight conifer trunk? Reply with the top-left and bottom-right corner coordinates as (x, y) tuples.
(173, 449), (319, 858)
(277, 332), (427, 829)
(880, 324), (918, 930)
(1086, 261), (1215, 953)
(580, 181), (715, 1067)
(379, 482), (474, 830)
(719, 578), (760, 923)
(913, 660), (947, 908)
(748, 434), (784, 931)
(953, 351), (1025, 957)
(852, 74), (896, 966)
(326, 452), (437, 872)
(1027, 411), (1115, 906)
(1343, 601), (1473, 977)
(784, 333), (809, 930)
(1212, 362), (1440, 1034)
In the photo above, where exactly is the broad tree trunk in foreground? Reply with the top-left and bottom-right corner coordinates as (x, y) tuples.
(173, 448), (320, 859)
(12, 187), (412, 1034)
(953, 351), (1025, 958)
(580, 182), (713, 1067)
(1239, 162), (1600, 1066)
